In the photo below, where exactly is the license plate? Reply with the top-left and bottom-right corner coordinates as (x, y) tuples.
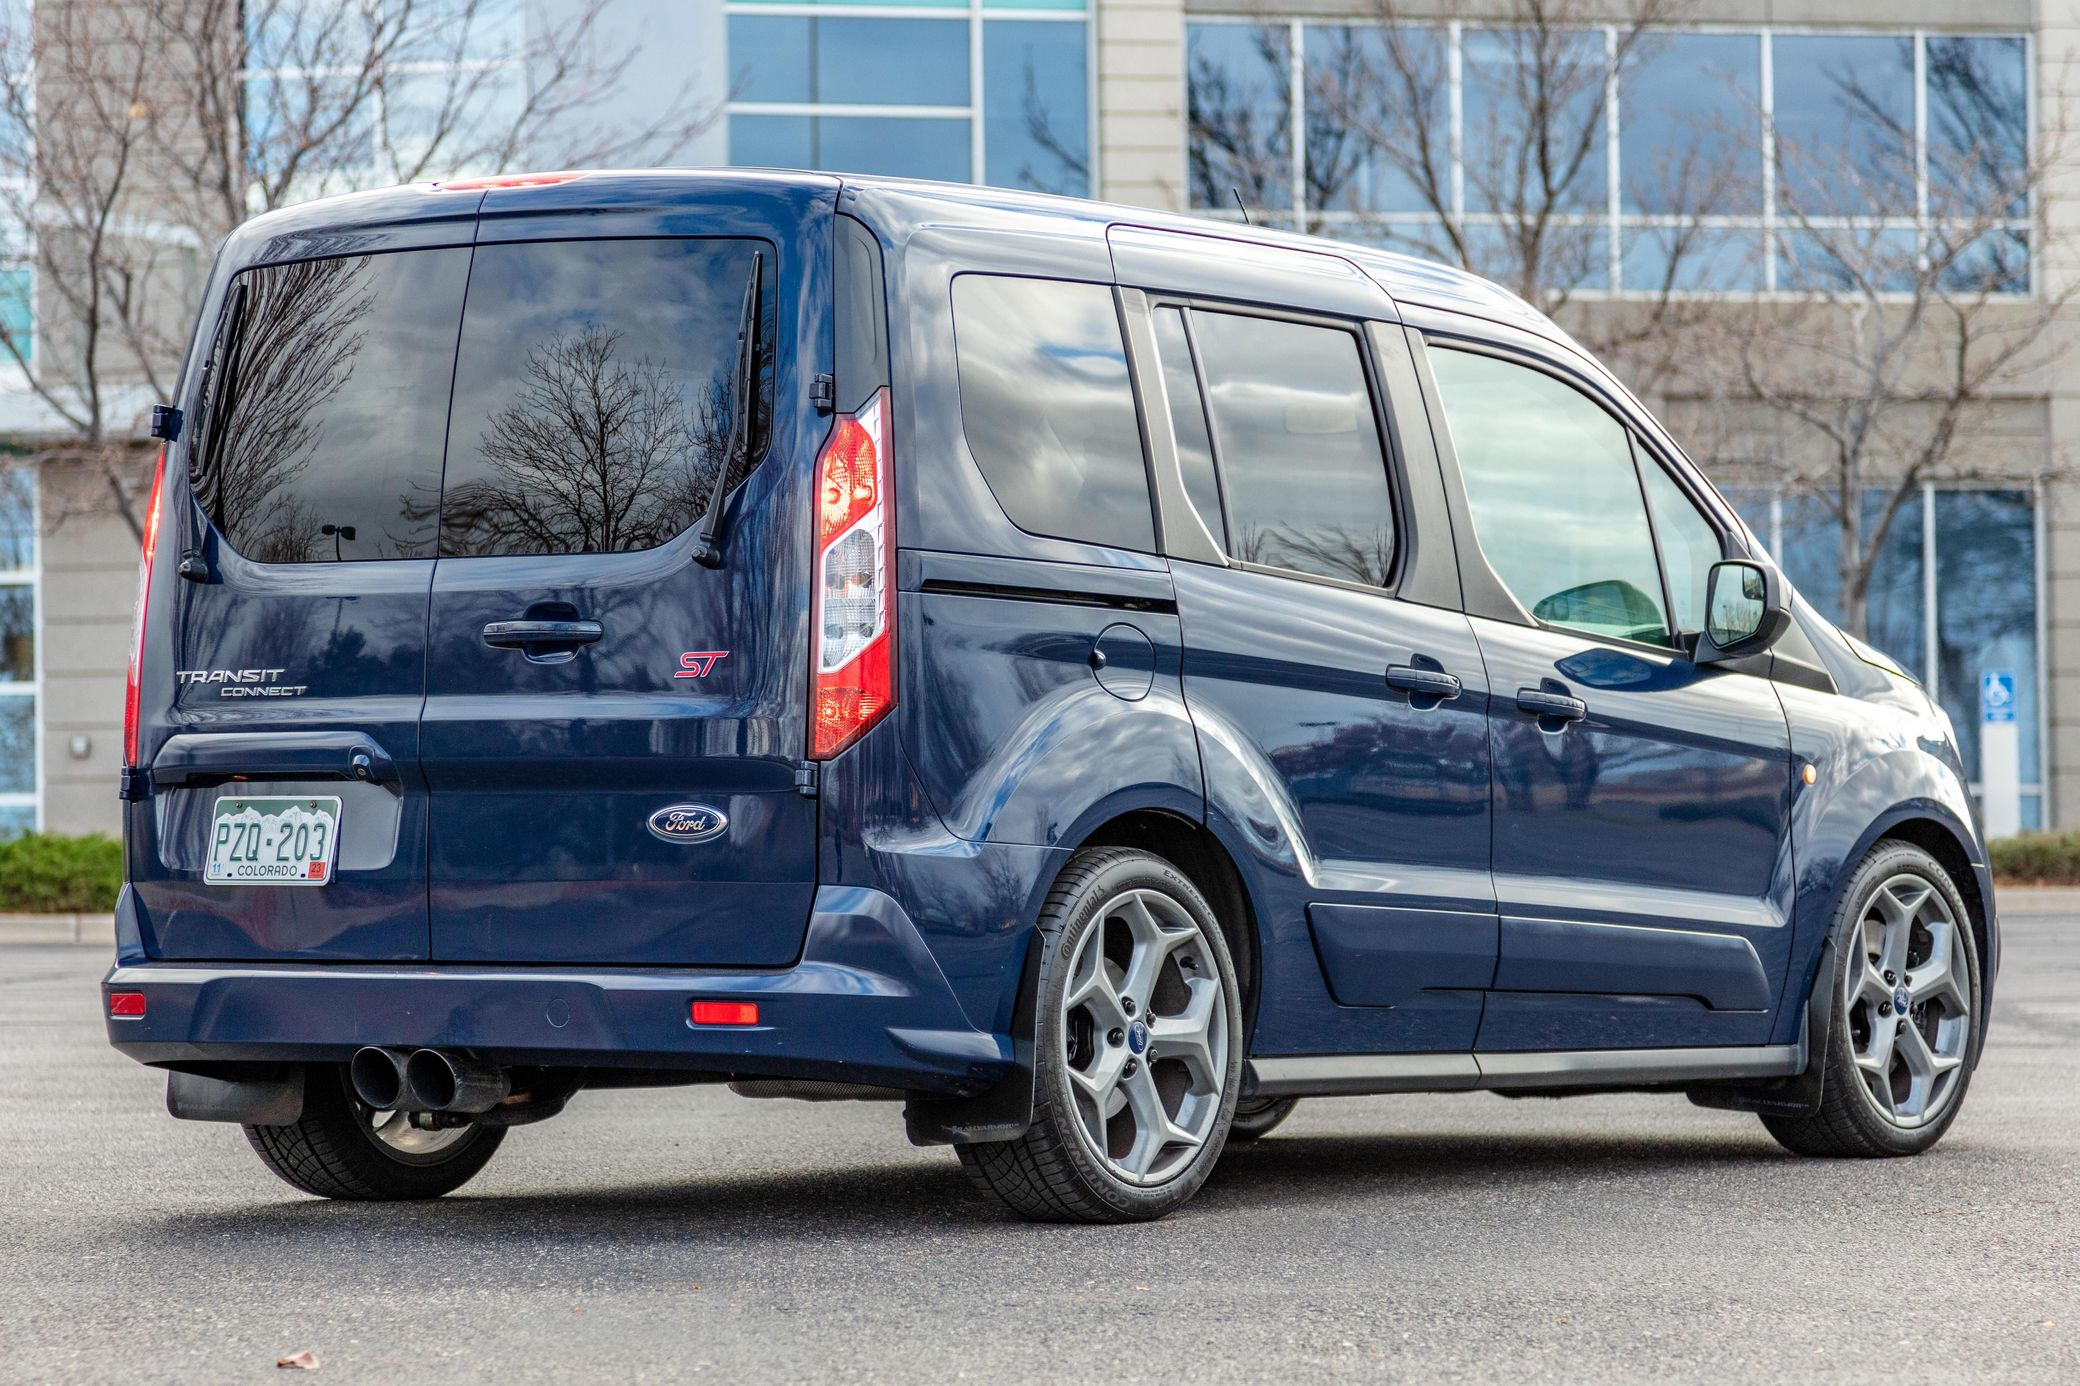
(206, 796), (341, 886)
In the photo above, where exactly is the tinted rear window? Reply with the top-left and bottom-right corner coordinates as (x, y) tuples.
(195, 249), (469, 562)
(950, 275), (1155, 552)
(440, 238), (776, 558)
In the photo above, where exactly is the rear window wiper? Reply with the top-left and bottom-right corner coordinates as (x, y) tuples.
(694, 250), (763, 569)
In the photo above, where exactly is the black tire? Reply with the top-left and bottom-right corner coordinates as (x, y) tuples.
(1762, 841), (1982, 1158)
(1226, 1096), (1299, 1143)
(957, 847), (1244, 1223)
(244, 1064), (506, 1200)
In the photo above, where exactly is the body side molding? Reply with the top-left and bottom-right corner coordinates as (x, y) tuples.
(1246, 1044), (1804, 1098)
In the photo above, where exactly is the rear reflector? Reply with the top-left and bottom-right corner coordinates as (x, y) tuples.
(690, 1000), (759, 1027)
(108, 992), (146, 1019)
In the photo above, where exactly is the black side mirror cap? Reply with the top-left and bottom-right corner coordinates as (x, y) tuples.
(1695, 558), (1792, 665)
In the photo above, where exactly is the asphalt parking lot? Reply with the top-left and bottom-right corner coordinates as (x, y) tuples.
(3, 903), (2077, 1385)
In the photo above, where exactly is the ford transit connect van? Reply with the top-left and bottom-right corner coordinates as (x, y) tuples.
(104, 171), (1997, 1222)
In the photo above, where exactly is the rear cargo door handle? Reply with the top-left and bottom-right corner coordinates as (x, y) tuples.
(482, 620), (603, 649)
(1516, 686), (1587, 729)
(483, 619), (603, 666)
(1385, 663), (1462, 707)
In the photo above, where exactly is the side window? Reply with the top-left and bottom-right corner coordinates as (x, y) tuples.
(195, 249), (471, 562)
(441, 238), (775, 559)
(1149, 307), (1226, 548)
(950, 275), (1155, 552)
(1191, 310), (1395, 587)
(1638, 454), (1725, 636)
(1428, 347), (1672, 646)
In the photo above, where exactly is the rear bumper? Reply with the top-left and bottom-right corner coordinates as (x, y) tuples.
(103, 884), (1011, 1096)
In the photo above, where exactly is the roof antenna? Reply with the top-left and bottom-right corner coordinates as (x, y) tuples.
(1230, 187), (1252, 225)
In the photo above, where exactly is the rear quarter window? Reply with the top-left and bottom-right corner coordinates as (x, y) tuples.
(950, 274), (1155, 553)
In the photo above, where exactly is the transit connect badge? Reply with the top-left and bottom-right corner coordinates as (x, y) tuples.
(646, 803), (728, 844)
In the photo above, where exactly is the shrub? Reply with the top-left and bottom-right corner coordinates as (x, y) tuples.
(1989, 829), (2080, 886)
(0, 832), (124, 913)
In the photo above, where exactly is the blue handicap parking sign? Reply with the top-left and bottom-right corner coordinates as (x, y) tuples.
(1981, 670), (2017, 724)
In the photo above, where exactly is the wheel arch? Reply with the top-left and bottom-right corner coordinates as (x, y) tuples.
(1805, 806), (1994, 1067)
(1074, 808), (1262, 1044)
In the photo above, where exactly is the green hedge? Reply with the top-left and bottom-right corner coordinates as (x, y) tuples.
(0, 832), (124, 913)
(1990, 830), (2080, 886)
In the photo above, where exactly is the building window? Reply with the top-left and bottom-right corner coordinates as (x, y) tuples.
(243, 0), (529, 202)
(0, 0), (29, 367)
(0, 464), (35, 837)
(1728, 484), (2043, 828)
(726, 1), (1091, 196)
(1186, 20), (2031, 297)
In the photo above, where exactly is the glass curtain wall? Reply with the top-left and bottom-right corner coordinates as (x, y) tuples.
(0, 465), (34, 836)
(1186, 20), (2030, 296)
(1730, 485), (2043, 828)
(728, 1), (1092, 195)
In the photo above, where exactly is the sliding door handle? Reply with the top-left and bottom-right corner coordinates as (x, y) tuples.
(1516, 687), (1587, 726)
(1386, 664), (1463, 702)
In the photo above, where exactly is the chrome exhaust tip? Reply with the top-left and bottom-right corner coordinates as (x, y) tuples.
(348, 1046), (410, 1111)
(402, 1049), (510, 1115)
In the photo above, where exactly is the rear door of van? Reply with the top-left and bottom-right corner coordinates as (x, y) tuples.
(136, 240), (472, 961)
(419, 180), (832, 966)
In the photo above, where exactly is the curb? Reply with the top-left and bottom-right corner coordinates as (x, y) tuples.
(0, 913), (116, 946)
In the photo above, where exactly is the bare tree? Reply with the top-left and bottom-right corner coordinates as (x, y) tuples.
(0, 0), (720, 542)
(1720, 36), (2067, 639)
(1192, 1), (1743, 389)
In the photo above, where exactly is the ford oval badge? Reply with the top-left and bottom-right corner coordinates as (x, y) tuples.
(647, 803), (728, 844)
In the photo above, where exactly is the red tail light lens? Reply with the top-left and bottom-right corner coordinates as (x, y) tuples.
(124, 448), (168, 768)
(811, 389), (893, 759)
(108, 991), (146, 1019)
(690, 1000), (759, 1027)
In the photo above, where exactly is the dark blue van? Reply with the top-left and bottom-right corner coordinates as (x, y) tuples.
(105, 171), (1997, 1221)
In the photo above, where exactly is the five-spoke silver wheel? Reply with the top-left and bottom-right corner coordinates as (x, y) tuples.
(1060, 887), (1230, 1186)
(1843, 871), (1971, 1129)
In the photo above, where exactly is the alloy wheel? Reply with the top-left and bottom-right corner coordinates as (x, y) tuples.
(1842, 871), (1972, 1129)
(1059, 888), (1229, 1186)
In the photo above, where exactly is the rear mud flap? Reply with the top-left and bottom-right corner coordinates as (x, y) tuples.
(904, 930), (1042, 1146)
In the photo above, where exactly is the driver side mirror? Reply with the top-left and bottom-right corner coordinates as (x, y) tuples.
(1696, 559), (1791, 665)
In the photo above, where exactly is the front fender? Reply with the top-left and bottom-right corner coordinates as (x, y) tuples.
(1777, 683), (1991, 1050)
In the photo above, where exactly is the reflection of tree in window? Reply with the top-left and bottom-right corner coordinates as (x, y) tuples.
(1233, 523), (1393, 589)
(201, 257), (375, 564)
(439, 326), (731, 557)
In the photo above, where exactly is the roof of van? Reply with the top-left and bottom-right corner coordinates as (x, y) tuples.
(830, 173), (1562, 339)
(226, 167), (1565, 342)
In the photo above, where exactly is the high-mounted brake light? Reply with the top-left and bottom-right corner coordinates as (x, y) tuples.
(691, 1000), (759, 1027)
(810, 389), (894, 760)
(124, 448), (168, 769)
(430, 172), (583, 191)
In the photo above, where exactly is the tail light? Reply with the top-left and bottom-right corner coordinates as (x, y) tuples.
(810, 389), (893, 759)
(123, 448), (168, 768)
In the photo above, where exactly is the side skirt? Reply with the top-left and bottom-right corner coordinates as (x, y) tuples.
(1246, 1044), (1804, 1099)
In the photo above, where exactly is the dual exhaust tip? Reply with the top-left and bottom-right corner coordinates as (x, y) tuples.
(350, 1046), (509, 1115)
